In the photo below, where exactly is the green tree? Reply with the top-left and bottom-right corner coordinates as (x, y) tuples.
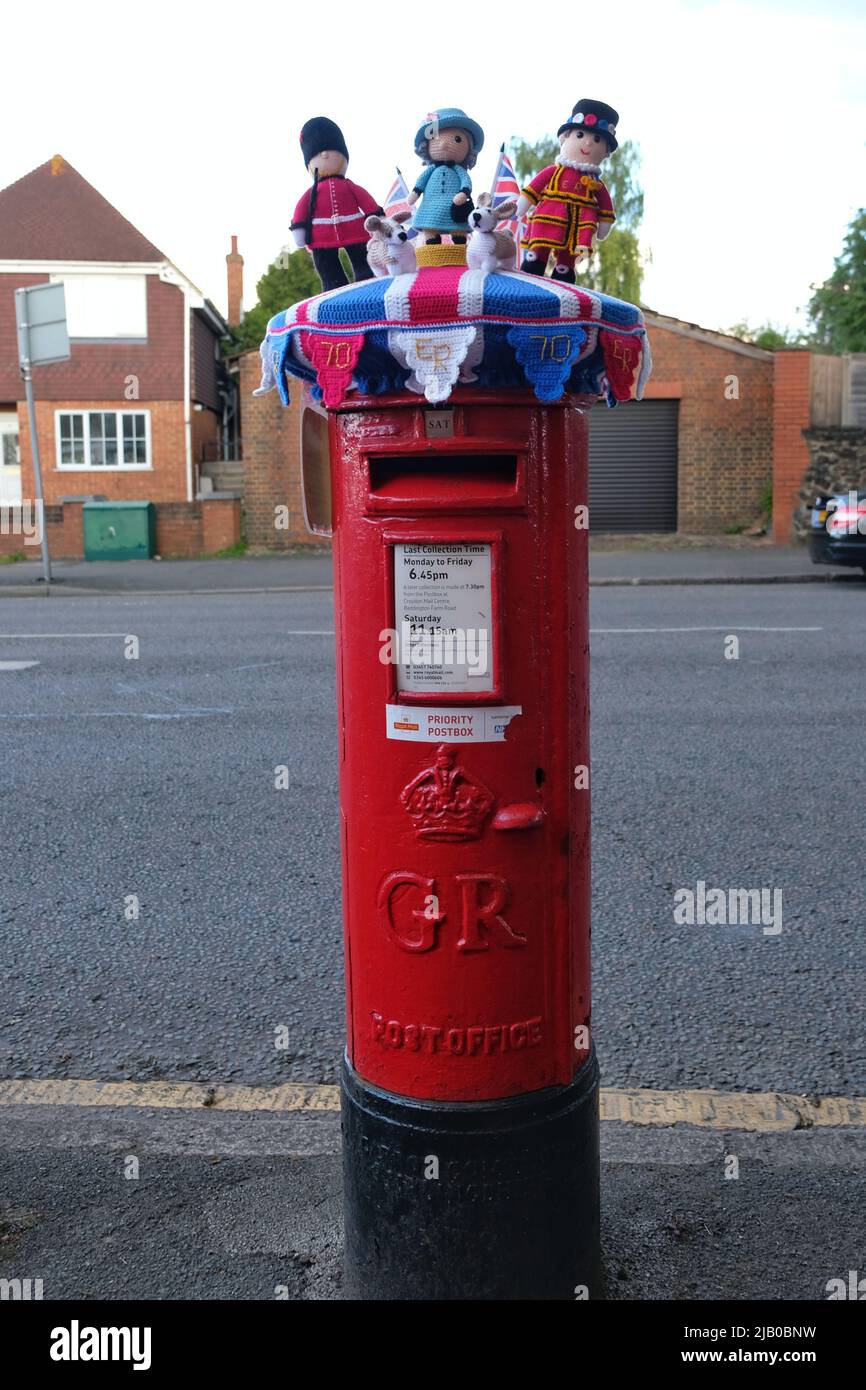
(511, 136), (559, 183)
(727, 321), (812, 350)
(228, 247), (321, 353)
(808, 209), (866, 352)
(509, 135), (645, 303)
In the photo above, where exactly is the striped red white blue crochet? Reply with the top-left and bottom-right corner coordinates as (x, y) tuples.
(255, 265), (651, 409)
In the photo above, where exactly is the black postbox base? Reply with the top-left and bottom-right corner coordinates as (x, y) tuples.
(340, 1050), (601, 1301)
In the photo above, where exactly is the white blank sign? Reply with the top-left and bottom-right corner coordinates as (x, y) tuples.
(16, 282), (70, 367)
(53, 273), (147, 340)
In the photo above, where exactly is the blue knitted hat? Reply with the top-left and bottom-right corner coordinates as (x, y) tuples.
(414, 108), (485, 164)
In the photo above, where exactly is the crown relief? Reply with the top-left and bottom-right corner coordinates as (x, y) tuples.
(400, 746), (495, 842)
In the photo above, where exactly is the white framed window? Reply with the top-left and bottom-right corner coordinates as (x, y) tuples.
(49, 273), (147, 340)
(55, 410), (152, 470)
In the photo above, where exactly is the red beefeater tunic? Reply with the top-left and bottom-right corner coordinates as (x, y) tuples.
(291, 175), (379, 250)
(521, 162), (615, 255)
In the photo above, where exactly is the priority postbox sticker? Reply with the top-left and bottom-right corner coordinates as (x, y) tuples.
(386, 704), (522, 743)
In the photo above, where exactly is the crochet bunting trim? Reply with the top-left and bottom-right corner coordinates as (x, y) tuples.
(259, 266), (651, 409)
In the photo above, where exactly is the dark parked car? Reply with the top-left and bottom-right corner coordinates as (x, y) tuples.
(809, 491), (866, 573)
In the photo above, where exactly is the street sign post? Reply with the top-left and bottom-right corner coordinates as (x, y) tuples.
(15, 282), (70, 586)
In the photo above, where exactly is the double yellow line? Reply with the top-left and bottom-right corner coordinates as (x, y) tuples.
(1, 1078), (864, 1132)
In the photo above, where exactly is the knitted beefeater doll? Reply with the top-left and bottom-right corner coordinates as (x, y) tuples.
(291, 118), (382, 291)
(407, 108), (485, 245)
(518, 99), (618, 284)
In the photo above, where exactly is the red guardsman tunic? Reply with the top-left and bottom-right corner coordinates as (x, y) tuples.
(291, 175), (379, 250)
(521, 161), (615, 255)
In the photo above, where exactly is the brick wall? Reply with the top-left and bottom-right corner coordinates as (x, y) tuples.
(192, 407), (220, 467)
(645, 322), (774, 533)
(155, 498), (242, 558)
(0, 500), (83, 559)
(191, 311), (222, 412)
(238, 350), (320, 548)
(201, 497), (241, 552)
(155, 502), (201, 557)
(0, 497), (240, 560)
(15, 398), (187, 506)
(772, 351), (812, 543)
(155, 500), (239, 556)
(0, 272), (45, 404)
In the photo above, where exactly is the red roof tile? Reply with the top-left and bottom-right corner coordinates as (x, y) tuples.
(0, 155), (164, 262)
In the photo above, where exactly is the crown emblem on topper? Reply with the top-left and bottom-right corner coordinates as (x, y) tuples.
(400, 746), (495, 842)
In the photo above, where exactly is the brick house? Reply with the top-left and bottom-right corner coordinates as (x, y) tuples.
(0, 155), (240, 556)
(593, 321), (844, 540)
(624, 312), (775, 533)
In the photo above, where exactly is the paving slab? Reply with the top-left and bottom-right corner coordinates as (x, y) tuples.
(0, 543), (857, 596)
(1, 1103), (861, 1300)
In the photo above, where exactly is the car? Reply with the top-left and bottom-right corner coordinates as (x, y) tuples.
(808, 490), (866, 573)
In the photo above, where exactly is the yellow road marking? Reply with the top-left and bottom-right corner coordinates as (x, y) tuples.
(0, 1079), (339, 1113)
(600, 1088), (866, 1131)
(0, 1079), (864, 1130)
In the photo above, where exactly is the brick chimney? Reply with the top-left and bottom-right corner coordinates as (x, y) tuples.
(226, 235), (244, 325)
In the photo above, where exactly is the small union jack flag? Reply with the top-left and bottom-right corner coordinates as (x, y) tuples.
(384, 168), (411, 218)
(490, 145), (521, 265)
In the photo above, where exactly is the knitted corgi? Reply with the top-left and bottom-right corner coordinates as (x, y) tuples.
(364, 211), (417, 278)
(467, 193), (519, 273)
(518, 99), (618, 284)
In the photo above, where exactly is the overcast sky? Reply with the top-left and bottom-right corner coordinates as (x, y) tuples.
(2, 0), (864, 335)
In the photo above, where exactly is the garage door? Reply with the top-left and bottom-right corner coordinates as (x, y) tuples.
(589, 399), (678, 532)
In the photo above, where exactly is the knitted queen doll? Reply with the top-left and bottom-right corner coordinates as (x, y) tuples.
(518, 99), (618, 284)
(407, 108), (485, 245)
(290, 117), (382, 291)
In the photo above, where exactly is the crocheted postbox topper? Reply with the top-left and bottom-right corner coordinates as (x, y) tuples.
(254, 264), (652, 410)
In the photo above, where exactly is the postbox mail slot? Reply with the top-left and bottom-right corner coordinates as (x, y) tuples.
(367, 454), (523, 512)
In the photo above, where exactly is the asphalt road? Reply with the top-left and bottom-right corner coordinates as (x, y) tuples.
(1, 583), (864, 1096)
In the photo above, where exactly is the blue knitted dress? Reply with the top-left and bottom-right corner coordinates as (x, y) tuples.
(412, 162), (472, 234)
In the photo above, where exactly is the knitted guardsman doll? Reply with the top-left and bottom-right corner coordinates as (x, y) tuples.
(291, 118), (382, 291)
(407, 108), (485, 245)
(518, 99), (618, 283)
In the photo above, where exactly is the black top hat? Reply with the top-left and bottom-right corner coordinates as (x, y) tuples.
(557, 100), (619, 151)
(299, 117), (349, 167)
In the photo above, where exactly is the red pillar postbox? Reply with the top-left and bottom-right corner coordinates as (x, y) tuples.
(328, 388), (599, 1300)
(262, 251), (651, 1299)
